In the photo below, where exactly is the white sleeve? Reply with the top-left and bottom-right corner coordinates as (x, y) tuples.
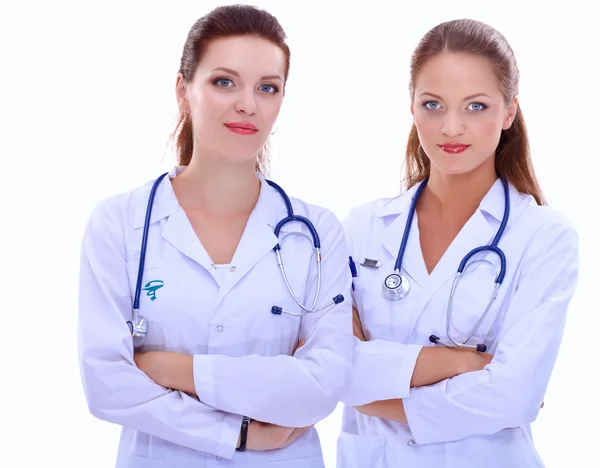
(192, 209), (354, 427)
(78, 199), (242, 460)
(402, 219), (579, 445)
(340, 204), (423, 407)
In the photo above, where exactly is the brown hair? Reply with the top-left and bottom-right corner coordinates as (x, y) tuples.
(172, 4), (291, 174)
(404, 19), (546, 205)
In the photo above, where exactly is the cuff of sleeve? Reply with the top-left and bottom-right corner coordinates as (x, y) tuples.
(193, 354), (216, 408)
(402, 384), (442, 445)
(343, 340), (423, 406)
(403, 369), (493, 445)
(214, 412), (244, 460)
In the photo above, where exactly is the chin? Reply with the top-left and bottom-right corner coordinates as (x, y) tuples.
(431, 160), (480, 176)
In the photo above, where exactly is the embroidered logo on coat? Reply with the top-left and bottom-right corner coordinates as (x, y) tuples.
(143, 280), (164, 301)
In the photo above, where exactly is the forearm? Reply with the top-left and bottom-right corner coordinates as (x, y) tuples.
(410, 347), (473, 388)
(349, 346), (484, 422)
(159, 352), (197, 396)
(355, 399), (407, 424)
(192, 350), (351, 427)
(341, 339), (423, 406)
(81, 353), (242, 459)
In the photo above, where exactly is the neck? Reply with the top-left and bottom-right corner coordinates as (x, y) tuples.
(418, 161), (497, 221)
(173, 151), (260, 216)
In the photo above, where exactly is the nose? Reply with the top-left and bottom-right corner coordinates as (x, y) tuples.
(235, 90), (257, 116)
(441, 111), (465, 137)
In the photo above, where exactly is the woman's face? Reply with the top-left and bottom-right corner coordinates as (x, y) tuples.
(412, 52), (517, 177)
(176, 35), (286, 166)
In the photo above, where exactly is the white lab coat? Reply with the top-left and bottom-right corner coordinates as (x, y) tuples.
(336, 179), (579, 468)
(77, 166), (353, 468)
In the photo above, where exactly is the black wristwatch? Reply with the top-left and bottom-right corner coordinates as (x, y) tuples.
(237, 416), (251, 451)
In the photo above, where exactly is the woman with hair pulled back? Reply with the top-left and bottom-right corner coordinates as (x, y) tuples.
(337, 19), (579, 467)
(77, 5), (353, 467)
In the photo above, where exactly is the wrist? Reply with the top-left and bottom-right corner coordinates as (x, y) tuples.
(453, 348), (482, 375)
(237, 417), (251, 451)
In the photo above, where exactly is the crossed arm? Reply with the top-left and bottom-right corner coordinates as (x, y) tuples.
(134, 340), (312, 451)
(350, 306), (494, 425)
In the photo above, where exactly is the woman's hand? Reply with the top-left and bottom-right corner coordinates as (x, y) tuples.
(240, 422), (311, 451)
(236, 337), (311, 450)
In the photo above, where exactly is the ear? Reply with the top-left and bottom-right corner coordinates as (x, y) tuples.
(503, 96), (518, 130)
(410, 101), (416, 123)
(175, 73), (190, 114)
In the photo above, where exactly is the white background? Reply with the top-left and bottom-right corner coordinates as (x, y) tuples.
(2, 0), (598, 466)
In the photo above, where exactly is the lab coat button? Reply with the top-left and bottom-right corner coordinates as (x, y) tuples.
(229, 266), (237, 272)
(407, 439), (415, 446)
(216, 456), (223, 460)
(216, 325), (224, 332)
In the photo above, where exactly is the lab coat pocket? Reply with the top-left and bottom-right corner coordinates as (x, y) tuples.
(126, 251), (170, 352)
(123, 457), (166, 468)
(129, 431), (168, 465)
(446, 428), (539, 468)
(351, 274), (394, 342)
(336, 431), (385, 468)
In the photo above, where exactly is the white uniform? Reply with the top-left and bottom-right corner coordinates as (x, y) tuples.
(336, 179), (579, 468)
(77, 166), (353, 468)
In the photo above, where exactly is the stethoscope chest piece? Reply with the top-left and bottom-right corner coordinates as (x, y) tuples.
(382, 272), (410, 300)
(127, 316), (148, 348)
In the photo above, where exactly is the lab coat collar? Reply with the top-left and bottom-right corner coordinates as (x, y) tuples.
(134, 166), (291, 303)
(377, 177), (515, 290)
(376, 183), (421, 219)
(214, 173), (286, 301)
(377, 177), (516, 225)
(478, 178), (517, 226)
(133, 167), (290, 233)
(132, 166), (181, 229)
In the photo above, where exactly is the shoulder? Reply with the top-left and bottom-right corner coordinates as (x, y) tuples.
(515, 193), (579, 252)
(83, 177), (157, 243)
(288, 194), (344, 235)
(341, 193), (408, 240)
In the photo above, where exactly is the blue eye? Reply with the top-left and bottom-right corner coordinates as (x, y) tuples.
(214, 78), (233, 87)
(468, 102), (487, 111)
(259, 84), (278, 93)
(423, 101), (441, 110)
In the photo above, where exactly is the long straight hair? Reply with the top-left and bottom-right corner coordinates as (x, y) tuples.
(404, 19), (546, 205)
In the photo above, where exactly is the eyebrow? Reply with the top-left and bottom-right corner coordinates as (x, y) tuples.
(211, 67), (283, 81)
(419, 92), (492, 101)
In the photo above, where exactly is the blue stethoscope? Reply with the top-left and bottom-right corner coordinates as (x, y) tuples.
(382, 177), (509, 353)
(128, 172), (345, 348)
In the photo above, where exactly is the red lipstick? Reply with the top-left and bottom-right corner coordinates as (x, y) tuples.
(224, 122), (258, 135)
(438, 143), (471, 154)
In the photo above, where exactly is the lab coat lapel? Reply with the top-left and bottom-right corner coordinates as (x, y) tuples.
(425, 208), (495, 295)
(381, 210), (429, 288)
(134, 168), (216, 269)
(161, 204), (215, 268)
(214, 176), (281, 306)
(405, 179), (506, 336)
(380, 184), (429, 288)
